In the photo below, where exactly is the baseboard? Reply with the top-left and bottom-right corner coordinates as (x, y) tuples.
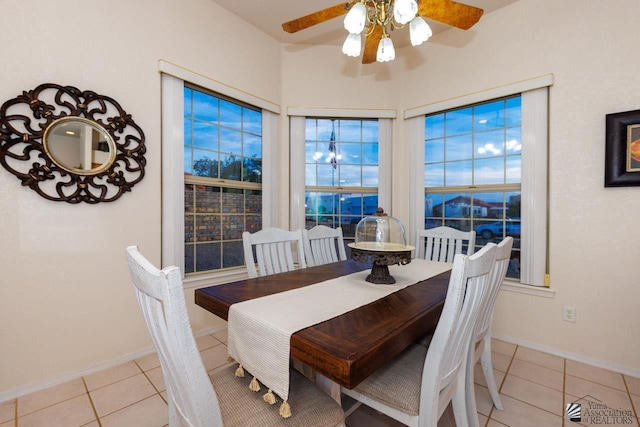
(0, 325), (227, 403)
(492, 333), (640, 379)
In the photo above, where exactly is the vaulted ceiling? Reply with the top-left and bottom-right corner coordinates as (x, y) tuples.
(211, 0), (519, 48)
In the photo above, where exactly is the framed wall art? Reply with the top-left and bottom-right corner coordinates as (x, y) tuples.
(605, 109), (640, 187)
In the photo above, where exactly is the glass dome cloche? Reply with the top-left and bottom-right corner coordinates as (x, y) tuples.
(348, 208), (414, 284)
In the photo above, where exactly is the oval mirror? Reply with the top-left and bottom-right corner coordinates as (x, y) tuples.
(43, 116), (116, 175)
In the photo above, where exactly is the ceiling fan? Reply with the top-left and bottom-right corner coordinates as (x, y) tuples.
(282, 0), (483, 64)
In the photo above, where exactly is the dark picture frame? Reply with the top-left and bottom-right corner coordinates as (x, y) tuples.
(605, 109), (640, 187)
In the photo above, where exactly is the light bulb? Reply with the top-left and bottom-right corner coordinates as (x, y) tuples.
(393, 0), (417, 25)
(376, 36), (395, 62)
(344, 2), (366, 34)
(409, 16), (432, 46)
(342, 33), (362, 57)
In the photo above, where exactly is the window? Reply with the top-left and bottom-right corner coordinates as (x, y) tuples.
(288, 110), (394, 245)
(183, 86), (263, 274)
(424, 96), (522, 279)
(160, 61), (279, 285)
(304, 118), (380, 242)
(407, 76), (551, 287)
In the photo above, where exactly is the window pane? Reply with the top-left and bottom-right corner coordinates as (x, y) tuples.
(475, 130), (505, 158)
(506, 156), (521, 183)
(192, 91), (217, 122)
(317, 164), (338, 186)
(184, 86), (262, 274)
(446, 135), (472, 161)
(361, 143), (378, 164)
(193, 151), (219, 178)
(196, 243), (221, 271)
(220, 128), (241, 154)
(192, 122), (218, 150)
(425, 163), (444, 187)
(338, 120), (361, 142)
(243, 108), (262, 135)
(340, 165), (362, 187)
(474, 157), (505, 185)
(473, 100), (505, 131)
(506, 127), (522, 154)
(219, 100), (242, 129)
(445, 107), (472, 136)
(361, 121), (378, 143)
(223, 241), (244, 269)
(362, 166), (379, 187)
(244, 134), (262, 158)
(426, 113), (445, 139)
(445, 160), (472, 186)
(340, 143), (360, 164)
(425, 138), (444, 163)
(506, 96), (522, 126)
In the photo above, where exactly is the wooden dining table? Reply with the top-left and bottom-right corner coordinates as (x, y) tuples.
(195, 259), (451, 399)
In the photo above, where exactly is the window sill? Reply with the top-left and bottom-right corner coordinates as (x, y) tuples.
(501, 279), (555, 298)
(183, 267), (248, 290)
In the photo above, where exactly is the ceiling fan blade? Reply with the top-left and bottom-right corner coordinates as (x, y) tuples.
(418, 0), (484, 30)
(282, 2), (351, 34)
(362, 25), (383, 64)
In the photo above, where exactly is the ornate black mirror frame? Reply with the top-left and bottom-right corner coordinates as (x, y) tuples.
(0, 83), (146, 203)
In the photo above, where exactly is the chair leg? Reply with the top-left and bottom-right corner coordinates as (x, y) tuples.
(480, 337), (504, 410)
(462, 345), (481, 427)
(452, 364), (472, 427)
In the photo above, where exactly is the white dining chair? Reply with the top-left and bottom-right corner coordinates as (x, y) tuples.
(341, 243), (497, 427)
(242, 227), (306, 278)
(415, 226), (476, 262)
(125, 245), (345, 427)
(465, 236), (514, 424)
(302, 225), (347, 267)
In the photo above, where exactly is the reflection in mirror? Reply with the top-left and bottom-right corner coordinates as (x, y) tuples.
(43, 117), (116, 175)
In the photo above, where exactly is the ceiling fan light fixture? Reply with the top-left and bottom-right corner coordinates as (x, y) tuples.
(344, 2), (367, 34)
(393, 0), (418, 25)
(409, 16), (432, 46)
(342, 33), (362, 57)
(376, 35), (395, 62)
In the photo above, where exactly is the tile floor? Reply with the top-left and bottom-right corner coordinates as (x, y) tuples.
(1, 331), (638, 426)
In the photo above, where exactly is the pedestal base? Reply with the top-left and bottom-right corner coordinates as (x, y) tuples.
(349, 246), (413, 285)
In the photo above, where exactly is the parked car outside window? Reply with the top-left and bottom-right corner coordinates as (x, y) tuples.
(475, 221), (521, 239)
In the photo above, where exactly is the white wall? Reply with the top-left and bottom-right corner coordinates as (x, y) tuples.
(0, 0), (281, 398)
(396, 0), (640, 373)
(2, 0), (639, 400)
(283, 0), (640, 375)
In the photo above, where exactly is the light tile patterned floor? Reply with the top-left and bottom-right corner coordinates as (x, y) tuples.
(1, 332), (638, 426)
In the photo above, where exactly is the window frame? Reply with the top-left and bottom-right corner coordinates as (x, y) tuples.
(407, 75), (552, 287)
(288, 109), (395, 232)
(160, 61), (279, 287)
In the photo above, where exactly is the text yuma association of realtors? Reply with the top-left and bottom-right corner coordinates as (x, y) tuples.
(581, 402), (634, 424)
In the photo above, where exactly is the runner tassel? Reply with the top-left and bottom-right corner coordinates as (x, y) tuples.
(234, 364), (245, 378)
(279, 400), (292, 418)
(226, 356), (234, 363)
(263, 389), (277, 405)
(249, 376), (261, 392)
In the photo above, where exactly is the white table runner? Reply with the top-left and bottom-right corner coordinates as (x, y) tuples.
(227, 259), (452, 416)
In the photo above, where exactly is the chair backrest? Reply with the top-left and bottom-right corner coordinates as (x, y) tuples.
(242, 227), (307, 278)
(125, 246), (223, 427)
(415, 226), (476, 263)
(302, 225), (347, 267)
(473, 236), (514, 345)
(419, 242), (497, 423)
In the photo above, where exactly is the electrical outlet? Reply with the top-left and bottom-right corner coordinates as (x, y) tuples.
(563, 306), (576, 322)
